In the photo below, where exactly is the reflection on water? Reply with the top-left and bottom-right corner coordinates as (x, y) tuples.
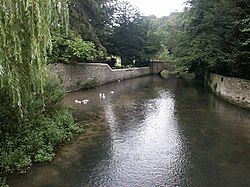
(88, 85), (186, 187)
(8, 76), (250, 187)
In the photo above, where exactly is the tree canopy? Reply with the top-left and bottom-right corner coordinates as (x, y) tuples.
(172, 0), (250, 79)
(106, 0), (147, 65)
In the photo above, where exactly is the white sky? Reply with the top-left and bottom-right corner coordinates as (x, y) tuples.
(128, 0), (187, 17)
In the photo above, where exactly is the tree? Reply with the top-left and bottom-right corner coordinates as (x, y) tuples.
(144, 13), (184, 62)
(68, 0), (115, 54)
(0, 0), (81, 173)
(0, 0), (68, 116)
(106, 0), (149, 66)
(69, 0), (100, 45)
(173, 0), (250, 79)
(142, 16), (163, 62)
(68, 0), (162, 66)
(49, 30), (104, 63)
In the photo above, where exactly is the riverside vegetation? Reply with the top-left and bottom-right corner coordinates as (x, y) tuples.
(0, 0), (81, 180)
(0, 76), (81, 172)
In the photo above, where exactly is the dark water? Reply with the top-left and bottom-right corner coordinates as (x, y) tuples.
(8, 76), (250, 187)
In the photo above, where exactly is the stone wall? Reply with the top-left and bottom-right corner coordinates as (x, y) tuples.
(50, 63), (150, 92)
(150, 61), (176, 74)
(205, 73), (250, 110)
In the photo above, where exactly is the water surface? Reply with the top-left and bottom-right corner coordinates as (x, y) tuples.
(8, 76), (250, 187)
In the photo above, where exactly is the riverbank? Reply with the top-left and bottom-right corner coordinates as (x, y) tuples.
(205, 73), (250, 110)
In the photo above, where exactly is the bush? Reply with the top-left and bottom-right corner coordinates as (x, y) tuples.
(48, 30), (104, 64)
(0, 76), (81, 174)
(0, 177), (8, 187)
(82, 78), (100, 90)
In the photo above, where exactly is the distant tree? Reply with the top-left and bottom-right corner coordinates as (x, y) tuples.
(105, 0), (149, 66)
(69, 0), (163, 66)
(69, 0), (99, 43)
(142, 17), (163, 62)
(144, 13), (183, 62)
(68, 0), (116, 56)
(173, 0), (250, 79)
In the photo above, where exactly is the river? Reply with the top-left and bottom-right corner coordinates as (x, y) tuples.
(8, 75), (250, 187)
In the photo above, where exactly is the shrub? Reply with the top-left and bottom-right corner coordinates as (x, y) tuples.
(0, 177), (8, 187)
(48, 30), (104, 63)
(0, 75), (81, 174)
(82, 78), (100, 90)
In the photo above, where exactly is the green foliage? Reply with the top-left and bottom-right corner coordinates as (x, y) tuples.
(69, 0), (108, 51)
(0, 0), (69, 116)
(172, 0), (250, 79)
(82, 78), (100, 89)
(145, 13), (183, 62)
(49, 30), (104, 63)
(104, 0), (151, 66)
(0, 0), (80, 177)
(0, 77), (81, 174)
(0, 177), (8, 187)
(69, 0), (163, 66)
(125, 64), (136, 68)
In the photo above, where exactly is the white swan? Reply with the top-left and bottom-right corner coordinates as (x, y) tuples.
(74, 99), (81, 104)
(82, 99), (89, 104)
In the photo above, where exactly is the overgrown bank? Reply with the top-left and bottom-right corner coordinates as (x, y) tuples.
(0, 76), (81, 175)
(0, 0), (81, 178)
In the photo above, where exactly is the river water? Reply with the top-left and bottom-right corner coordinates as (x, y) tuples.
(8, 75), (250, 187)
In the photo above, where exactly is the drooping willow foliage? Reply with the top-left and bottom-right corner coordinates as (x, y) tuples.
(0, 0), (68, 117)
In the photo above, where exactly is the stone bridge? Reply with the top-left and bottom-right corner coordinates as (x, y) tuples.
(150, 61), (176, 74)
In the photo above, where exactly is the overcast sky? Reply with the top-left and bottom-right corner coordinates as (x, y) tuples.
(128, 0), (187, 17)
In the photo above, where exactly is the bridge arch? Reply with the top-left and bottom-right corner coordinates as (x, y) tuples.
(150, 61), (175, 74)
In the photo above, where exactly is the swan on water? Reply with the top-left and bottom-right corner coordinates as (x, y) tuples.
(74, 99), (81, 104)
(82, 99), (89, 104)
(99, 93), (106, 99)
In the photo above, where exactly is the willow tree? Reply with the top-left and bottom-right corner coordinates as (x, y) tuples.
(0, 0), (68, 117)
